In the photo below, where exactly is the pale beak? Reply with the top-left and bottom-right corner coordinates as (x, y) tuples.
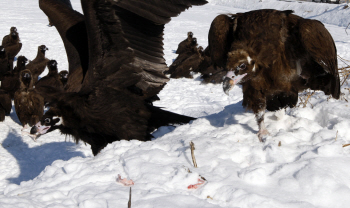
(223, 71), (247, 95)
(30, 122), (51, 136)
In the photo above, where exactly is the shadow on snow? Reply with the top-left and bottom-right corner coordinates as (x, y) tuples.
(2, 129), (85, 185)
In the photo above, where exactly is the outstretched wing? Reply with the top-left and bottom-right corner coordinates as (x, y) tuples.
(80, 0), (207, 99)
(299, 19), (340, 99)
(39, 0), (88, 92)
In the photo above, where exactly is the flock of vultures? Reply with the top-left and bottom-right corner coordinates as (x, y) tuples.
(0, 0), (341, 156)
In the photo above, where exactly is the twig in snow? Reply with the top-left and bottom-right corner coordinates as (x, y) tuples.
(297, 90), (315, 108)
(335, 131), (338, 141)
(343, 144), (350, 148)
(128, 187), (131, 208)
(278, 141), (281, 146)
(190, 141), (197, 168)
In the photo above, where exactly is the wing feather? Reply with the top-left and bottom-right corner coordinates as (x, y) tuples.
(299, 19), (340, 98)
(80, 0), (207, 98)
(299, 19), (337, 75)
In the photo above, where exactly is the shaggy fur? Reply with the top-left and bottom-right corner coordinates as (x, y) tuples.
(14, 69), (44, 127)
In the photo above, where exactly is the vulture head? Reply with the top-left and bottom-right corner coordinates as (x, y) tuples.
(187, 31), (193, 40)
(18, 56), (28, 65)
(39, 45), (49, 54)
(20, 69), (34, 89)
(58, 70), (69, 80)
(47, 60), (58, 73)
(30, 113), (60, 136)
(10, 27), (18, 39)
(223, 49), (257, 95)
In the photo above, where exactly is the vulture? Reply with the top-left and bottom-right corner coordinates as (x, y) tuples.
(30, 0), (207, 156)
(26, 45), (50, 83)
(58, 70), (69, 87)
(0, 89), (12, 121)
(35, 60), (64, 92)
(207, 9), (340, 141)
(169, 46), (205, 79)
(1, 55), (28, 99)
(176, 31), (195, 54)
(1, 27), (22, 69)
(0, 46), (10, 80)
(165, 37), (198, 76)
(14, 69), (44, 134)
(35, 60), (65, 104)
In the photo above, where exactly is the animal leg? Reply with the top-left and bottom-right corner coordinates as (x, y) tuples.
(255, 110), (270, 142)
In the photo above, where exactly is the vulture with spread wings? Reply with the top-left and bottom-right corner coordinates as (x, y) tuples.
(31, 0), (207, 155)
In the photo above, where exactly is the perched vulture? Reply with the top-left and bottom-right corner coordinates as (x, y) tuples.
(58, 70), (69, 87)
(165, 37), (198, 76)
(176, 31), (195, 54)
(26, 45), (50, 83)
(31, 0), (207, 156)
(0, 46), (10, 80)
(1, 55), (28, 99)
(1, 27), (22, 69)
(169, 46), (204, 79)
(35, 60), (64, 91)
(35, 60), (65, 103)
(207, 9), (340, 141)
(14, 69), (44, 133)
(0, 89), (12, 121)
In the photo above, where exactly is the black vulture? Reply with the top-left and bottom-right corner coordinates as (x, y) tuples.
(207, 9), (340, 141)
(176, 31), (195, 54)
(169, 46), (204, 79)
(165, 37), (198, 76)
(1, 27), (22, 69)
(14, 69), (44, 134)
(30, 0), (207, 156)
(26, 45), (50, 83)
(48, 0), (73, 27)
(35, 60), (65, 103)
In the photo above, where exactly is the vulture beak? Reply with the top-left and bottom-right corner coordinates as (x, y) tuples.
(223, 71), (247, 95)
(30, 122), (51, 136)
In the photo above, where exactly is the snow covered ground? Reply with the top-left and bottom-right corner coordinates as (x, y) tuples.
(1, 0), (350, 207)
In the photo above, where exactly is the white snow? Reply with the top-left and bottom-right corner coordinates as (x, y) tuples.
(1, 0), (350, 207)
